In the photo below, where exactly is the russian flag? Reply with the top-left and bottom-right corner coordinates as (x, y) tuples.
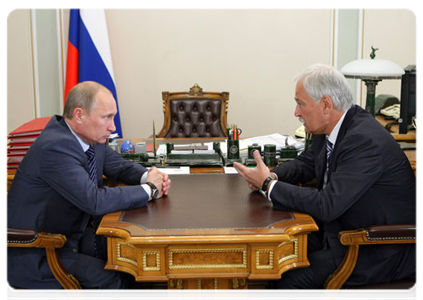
(64, 9), (123, 138)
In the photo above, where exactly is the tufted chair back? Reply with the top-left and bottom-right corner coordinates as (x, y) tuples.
(157, 84), (229, 138)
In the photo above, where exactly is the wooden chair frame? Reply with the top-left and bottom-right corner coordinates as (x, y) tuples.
(324, 224), (416, 289)
(157, 83), (229, 138)
(8, 228), (81, 289)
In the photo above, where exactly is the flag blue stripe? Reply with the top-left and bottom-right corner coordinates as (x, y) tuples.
(68, 9), (80, 48)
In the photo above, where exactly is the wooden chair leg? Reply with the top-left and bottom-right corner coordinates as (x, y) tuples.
(322, 245), (359, 300)
(46, 248), (84, 300)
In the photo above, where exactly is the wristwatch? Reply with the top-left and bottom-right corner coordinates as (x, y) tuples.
(146, 182), (159, 200)
(260, 176), (274, 197)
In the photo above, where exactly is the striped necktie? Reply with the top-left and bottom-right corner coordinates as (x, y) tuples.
(85, 146), (103, 258)
(85, 146), (97, 184)
(326, 140), (333, 172)
(323, 140), (334, 249)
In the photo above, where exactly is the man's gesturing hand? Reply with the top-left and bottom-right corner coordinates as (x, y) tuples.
(233, 150), (271, 191)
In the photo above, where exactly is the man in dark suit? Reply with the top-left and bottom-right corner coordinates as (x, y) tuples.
(8, 81), (171, 289)
(234, 64), (415, 288)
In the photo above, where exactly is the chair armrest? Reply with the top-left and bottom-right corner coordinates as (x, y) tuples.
(367, 224), (416, 241)
(8, 228), (67, 249)
(7, 228), (80, 289)
(325, 224), (415, 289)
(8, 228), (39, 243)
(339, 224), (416, 246)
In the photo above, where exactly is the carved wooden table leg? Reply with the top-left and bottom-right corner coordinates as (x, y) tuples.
(168, 278), (248, 300)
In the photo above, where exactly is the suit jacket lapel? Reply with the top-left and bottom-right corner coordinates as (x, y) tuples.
(326, 105), (358, 182)
(314, 135), (328, 189)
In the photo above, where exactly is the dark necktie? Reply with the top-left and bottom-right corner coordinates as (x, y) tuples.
(326, 140), (333, 172)
(323, 140), (333, 249)
(85, 146), (102, 258)
(85, 146), (97, 184)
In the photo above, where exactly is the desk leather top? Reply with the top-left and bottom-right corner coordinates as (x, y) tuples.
(119, 174), (293, 231)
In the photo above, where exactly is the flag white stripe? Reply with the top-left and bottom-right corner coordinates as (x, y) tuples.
(80, 9), (115, 81)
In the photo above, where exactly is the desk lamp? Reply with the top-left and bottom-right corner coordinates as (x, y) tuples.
(341, 46), (404, 116)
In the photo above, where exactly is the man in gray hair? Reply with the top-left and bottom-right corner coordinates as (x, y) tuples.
(234, 64), (415, 288)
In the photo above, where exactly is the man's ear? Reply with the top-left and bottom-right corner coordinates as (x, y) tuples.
(321, 96), (334, 113)
(73, 108), (84, 124)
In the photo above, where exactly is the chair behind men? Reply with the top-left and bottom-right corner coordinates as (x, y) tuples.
(157, 84), (229, 138)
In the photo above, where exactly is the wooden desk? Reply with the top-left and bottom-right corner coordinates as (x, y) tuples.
(375, 115), (416, 142)
(375, 115), (416, 174)
(97, 174), (318, 289)
(404, 150), (416, 174)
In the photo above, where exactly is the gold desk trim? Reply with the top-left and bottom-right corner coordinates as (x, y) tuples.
(233, 278), (246, 289)
(278, 238), (299, 264)
(116, 241), (138, 267)
(169, 279), (183, 289)
(168, 247), (247, 270)
(256, 249), (274, 270)
(142, 250), (161, 272)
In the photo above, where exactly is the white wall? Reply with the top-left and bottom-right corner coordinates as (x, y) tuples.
(106, 9), (332, 138)
(7, 10), (35, 134)
(7, 9), (416, 139)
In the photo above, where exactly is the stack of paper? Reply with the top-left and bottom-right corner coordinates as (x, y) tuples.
(238, 133), (304, 151)
(7, 117), (51, 169)
(214, 133), (305, 155)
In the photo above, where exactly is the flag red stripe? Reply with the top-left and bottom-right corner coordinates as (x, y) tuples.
(64, 41), (79, 103)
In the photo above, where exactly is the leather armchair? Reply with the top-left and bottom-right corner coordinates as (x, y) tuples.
(157, 84), (229, 138)
(324, 224), (416, 289)
(7, 228), (81, 289)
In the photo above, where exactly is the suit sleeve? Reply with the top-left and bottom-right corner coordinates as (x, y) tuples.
(39, 139), (149, 216)
(270, 133), (384, 223)
(272, 139), (318, 185)
(102, 144), (148, 185)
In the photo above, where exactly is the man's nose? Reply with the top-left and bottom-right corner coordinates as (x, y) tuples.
(109, 119), (116, 132)
(294, 105), (301, 117)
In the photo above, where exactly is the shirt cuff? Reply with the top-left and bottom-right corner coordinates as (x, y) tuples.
(140, 172), (150, 198)
(141, 172), (148, 184)
(267, 180), (277, 201)
(141, 184), (151, 198)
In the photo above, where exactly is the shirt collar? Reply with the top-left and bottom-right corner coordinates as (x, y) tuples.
(326, 111), (347, 146)
(64, 120), (90, 152)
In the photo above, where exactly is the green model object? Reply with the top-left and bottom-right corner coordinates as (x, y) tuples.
(120, 153), (150, 162)
(120, 138), (298, 168)
(167, 152), (222, 166)
(279, 148), (297, 159)
(119, 147), (224, 167)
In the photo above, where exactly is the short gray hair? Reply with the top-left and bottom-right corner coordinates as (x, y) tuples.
(295, 64), (353, 112)
(63, 81), (111, 119)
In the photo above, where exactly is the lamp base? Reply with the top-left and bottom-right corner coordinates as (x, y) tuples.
(363, 80), (380, 117)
